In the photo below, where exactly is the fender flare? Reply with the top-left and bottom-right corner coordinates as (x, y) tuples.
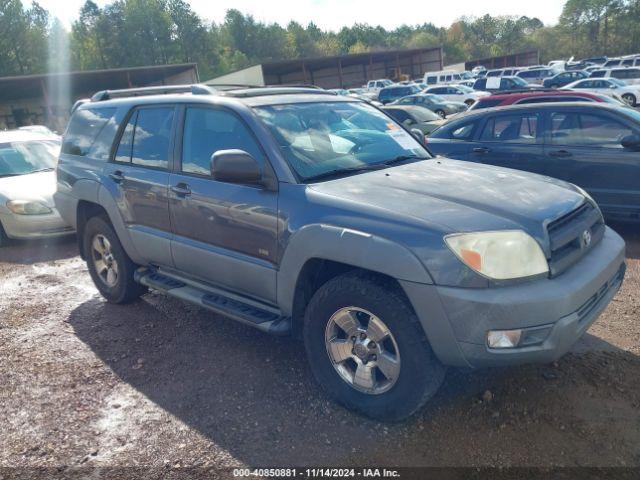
(277, 224), (433, 316)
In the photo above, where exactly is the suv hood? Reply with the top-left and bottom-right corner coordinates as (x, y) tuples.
(309, 158), (585, 239)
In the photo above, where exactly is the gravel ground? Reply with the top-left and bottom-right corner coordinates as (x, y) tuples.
(0, 223), (639, 476)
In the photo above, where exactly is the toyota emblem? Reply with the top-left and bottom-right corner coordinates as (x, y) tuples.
(581, 230), (592, 248)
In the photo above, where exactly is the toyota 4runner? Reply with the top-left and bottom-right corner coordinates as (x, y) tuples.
(55, 85), (626, 421)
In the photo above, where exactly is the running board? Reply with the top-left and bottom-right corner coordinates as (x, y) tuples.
(135, 268), (291, 336)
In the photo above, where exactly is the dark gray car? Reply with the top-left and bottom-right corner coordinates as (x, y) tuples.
(55, 85), (626, 421)
(391, 93), (467, 118)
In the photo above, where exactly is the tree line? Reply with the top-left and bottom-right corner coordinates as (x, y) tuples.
(0, 0), (639, 81)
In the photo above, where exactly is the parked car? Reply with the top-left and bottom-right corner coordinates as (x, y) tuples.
(469, 90), (625, 110)
(582, 56), (608, 66)
(562, 78), (640, 106)
(427, 102), (640, 221)
(378, 84), (422, 104)
(517, 68), (558, 85)
(424, 85), (490, 106)
(364, 79), (393, 93)
(543, 70), (589, 88)
(471, 65), (486, 76)
(456, 80), (476, 88)
(381, 105), (445, 135)
(589, 67), (640, 85)
(473, 76), (538, 92)
(391, 93), (468, 118)
(55, 85), (626, 421)
(0, 130), (73, 246)
(423, 70), (473, 86)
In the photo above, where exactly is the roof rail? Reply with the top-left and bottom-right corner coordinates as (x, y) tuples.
(90, 84), (216, 102)
(490, 88), (556, 96)
(222, 86), (333, 98)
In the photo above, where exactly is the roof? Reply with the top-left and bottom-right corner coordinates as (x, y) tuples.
(450, 101), (624, 121)
(0, 64), (198, 102)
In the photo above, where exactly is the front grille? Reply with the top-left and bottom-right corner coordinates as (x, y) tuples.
(547, 202), (604, 277)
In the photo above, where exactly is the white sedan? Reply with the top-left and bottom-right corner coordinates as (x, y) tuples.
(561, 78), (640, 106)
(0, 130), (73, 246)
(424, 85), (490, 107)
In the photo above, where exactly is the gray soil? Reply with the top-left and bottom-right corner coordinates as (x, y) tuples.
(0, 223), (638, 475)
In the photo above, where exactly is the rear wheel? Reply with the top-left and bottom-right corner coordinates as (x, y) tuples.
(435, 109), (446, 118)
(622, 93), (637, 106)
(83, 215), (146, 303)
(303, 272), (445, 421)
(464, 99), (475, 107)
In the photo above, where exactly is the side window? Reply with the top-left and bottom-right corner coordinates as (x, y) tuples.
(590, 71), (605, 78)
(427, 76), (437, 85)
(550, 112), (633, 148)
(387, 109), (410, 123)
(114, 111), (136, 163)
(577, 80), (592, 88)
(123, 107), (175, 169)
(181, 107), (264, 176)
(448, 122), (477, 140)
(62, 107), (117, 157)
(430, 87), (444, 94)
(480, 114), (539, 143)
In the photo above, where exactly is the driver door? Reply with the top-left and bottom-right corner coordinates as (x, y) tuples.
(543, 108), (640, 219)
(168, 105), (279, 303)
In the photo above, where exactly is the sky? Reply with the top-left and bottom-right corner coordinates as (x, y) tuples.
(28, 0), (565, 30)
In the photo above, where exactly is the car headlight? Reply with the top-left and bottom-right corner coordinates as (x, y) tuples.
(445, 230), (548, 280)
(6, 200), (53, 215)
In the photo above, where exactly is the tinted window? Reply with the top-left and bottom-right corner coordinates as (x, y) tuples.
(613, 68), (640, 80)
(181, 108), (264, 176)
(62, 108), (116, 157)
(433, 121), (477, 140)
(385, 109), (410, 123)
(117, 107), (175, 169)
(590, 70), (606, 78)
(426, 76), (437, 84)
(550, 112), (634, 148)
(518, 71), (535, 78)
(471, 98), (504, 110)
(429, 87), (446, 94)
(480, 114), (539, 143)
(474, 79), (487, 89)
(622, 59), (634, 66)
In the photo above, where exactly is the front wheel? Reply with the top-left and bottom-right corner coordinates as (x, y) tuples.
(622, 93), (637, 107)
(303, 272), (445, 421)
(435, 109), (446, 119)
(83, 215), (147, 303)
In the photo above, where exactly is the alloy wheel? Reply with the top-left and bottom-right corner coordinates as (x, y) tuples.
(324, 307), (401, 395)
(91, 234), (119, 287)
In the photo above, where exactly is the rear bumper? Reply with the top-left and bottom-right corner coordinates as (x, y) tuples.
(0, 208), (74, 240)
(401, 226), (626, 368)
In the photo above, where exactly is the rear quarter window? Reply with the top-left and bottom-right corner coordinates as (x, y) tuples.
(471, 98), (504, 110)
(62, 107), (117, 158)
(432, 121), (478, 140)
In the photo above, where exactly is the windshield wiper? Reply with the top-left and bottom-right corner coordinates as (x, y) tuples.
(303, 164), (388, 183)
(383, 154), (430, 166)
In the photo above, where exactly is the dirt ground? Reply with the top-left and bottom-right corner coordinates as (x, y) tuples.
(0, 223), (639, 476)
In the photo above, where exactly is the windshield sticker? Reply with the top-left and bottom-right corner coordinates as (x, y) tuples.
(387, 129), (417, 149)
(386, 122), (399, 130)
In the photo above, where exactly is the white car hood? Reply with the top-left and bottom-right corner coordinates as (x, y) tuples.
(0, 170), (56, 207)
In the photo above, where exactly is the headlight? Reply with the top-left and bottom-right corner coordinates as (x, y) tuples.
(445, 230), (548, 280)
(574, 185), (597, 207)
(6, 200), (53, 215)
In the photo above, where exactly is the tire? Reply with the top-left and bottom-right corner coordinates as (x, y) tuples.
(464, 99), (475, 107)
(0, 221), (8, 248)
(435, 109), (446, 119)
(622, 93), (637, 107)
(83, 215), (147, 304)
(303, 272), (445, 422)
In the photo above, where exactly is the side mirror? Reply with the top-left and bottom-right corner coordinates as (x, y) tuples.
(621, 134), (640, 151)
(211, 149), (262, 185)
(410, 128), (425, 144)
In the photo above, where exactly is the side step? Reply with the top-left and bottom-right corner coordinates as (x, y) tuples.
(135, 268), (291, 336)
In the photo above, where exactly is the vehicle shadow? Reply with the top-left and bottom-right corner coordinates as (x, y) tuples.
(0, 235), (78, 265)
(67, 294), (639, 467)
(609, 221), (639, 260)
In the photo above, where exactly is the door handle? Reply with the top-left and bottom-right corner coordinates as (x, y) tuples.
(548, 150), (573, 158)
(171, 183), (191, 197)
(473, 147), (490, 154)
(109, 170), (124, 183)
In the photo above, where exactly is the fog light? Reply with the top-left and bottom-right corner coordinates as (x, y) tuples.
(487, 329), (522, 349)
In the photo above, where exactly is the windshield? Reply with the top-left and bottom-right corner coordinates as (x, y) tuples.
(254, 101), (430, 182)
(456, 85), (474, 93)
(0, 140), (59, 178)
(609, 78), (626, 87)
(410, 108), (440, 122)
(512, 77), (529, 86)
(423, 94), (445, 102)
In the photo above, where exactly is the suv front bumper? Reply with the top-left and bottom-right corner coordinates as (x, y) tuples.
(400, 226), (626, 368)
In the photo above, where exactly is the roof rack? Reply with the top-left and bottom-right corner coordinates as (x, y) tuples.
(90, 84), (216, 102)
(221, 86), (334, 98)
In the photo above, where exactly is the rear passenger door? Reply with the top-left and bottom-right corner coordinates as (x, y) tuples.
(470, 111), (546, 175)
(543, 109), (640, 219)
(106, 105), (177, 267)
(168, 105), (278, 303)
